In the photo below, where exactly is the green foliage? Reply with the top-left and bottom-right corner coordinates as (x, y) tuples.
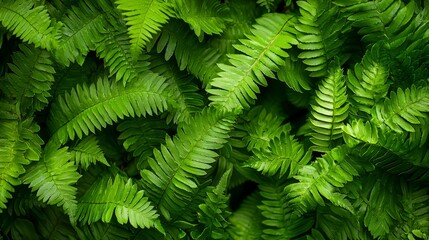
(1, 0), (429, 239)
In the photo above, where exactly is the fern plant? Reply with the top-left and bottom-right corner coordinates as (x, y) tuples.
(1, 0), (429, 239)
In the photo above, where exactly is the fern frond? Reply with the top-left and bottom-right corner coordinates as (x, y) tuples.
(76, 221), (133, 240)
(245, 132), (311, 178)
(174, 0), (230, 39)
(285, 146), (361, 216)
(23, 143), (80, 217)
(96, 26), (151, 84)
(309, 67), (349, 152)
(149, 55), (205, 124)
(0, 118), (43, 211)
(277, 55), (312, 93)
(295, 0), (348, 77)
(191, 169), (231, 239)
(257, 0), (278, 12)
(259, 181), (314, 239)
(54, 0), (111, 65)
(48, 74), (170, 144)
(371, 85), (429, 133)
(347, 42), (391, 116)
(208, 13), (298, 110)
(0, 0), (61, 50)
(228, 192), (263, 240)
(1, 44), (55, 113)
(77, 174), (160, 230)
(141, 107), (236, 220)
(70, 135), (110, 170)
(115, 0), (173, 57)
(32, 206), (77, 239)
(6, 186), (45, 216)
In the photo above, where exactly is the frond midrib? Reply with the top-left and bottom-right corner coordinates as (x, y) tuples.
(0, 5), (47, 35)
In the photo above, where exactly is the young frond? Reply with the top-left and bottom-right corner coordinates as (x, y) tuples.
(96, 28), (151, 84)
(347, 42), (391, 115)
(245, 132), (311, 178)
(309, 67), (349, 152)
(23, 143), (80, 217)
(208, 13), (298, 110)
(285, 146), (360, 216)
(77, 174), (160, 230)
(54, 0), (111, 66)
(174, 0), (230, 39)
(259, 181), (314, 239)
(70, 135), (110, 170)
(295, 0), (348, 77)
(371, 85), (429, 133)
(0, 0), (61, 50)
(141, 108), (236, 221)
(1, 44), (55, 113)
(0, 118), (43, 211)
(115, 0), (173, 57)
(48, 74), (170, 144)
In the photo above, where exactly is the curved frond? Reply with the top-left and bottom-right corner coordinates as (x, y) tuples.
(1, 44), (55, 113)
(0, 118), (43, 212)
(115, 0), (173, 57)
(141, 108), (236, 221)
(77, 221), (133, 240)
(285, 146), (361, 216)
(296, 0), (348, 77)
(371, 85), (429, 133)
(228, 192), (263, 240)
(347, 42), (391, 116)
(48, 74), (170, 144)
(0, 0), (61, 50)
(77, 174), (160, 230)
(23, 143), (80, 217)
(174, 0), (230, 39)
(54, 0), (111, 65)
(32, 206), (77, 239)
(309, 67), (349, 152)
(277, 55), (312, 93)
(208, 13), (298, 110)
(245, 132), (311, 178)
(70, 135), (110, 170)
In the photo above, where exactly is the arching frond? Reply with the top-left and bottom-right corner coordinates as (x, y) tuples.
(1, 44), (55, 113)
(208, 13), (298, 110)
(32, 206), (77, 239)
(245, 132), (311, 178)
(76, 221), (133, 240)
(228, 192), (263, 240)
(70, 135), (110, 170)
(371, 85), (429, 133)
(48, 74), (170, 144)
(23, 143), (80, 217)
(0, 118), (43, 212)
(141, 108), (236, 221)
(309, 67), (349, 152)
(174, 0), (230, 39)
(6, 186), (45, 216)
(277, 55), (312, 93)
(295, 0), (348, 77)
(77, 174), (160, 230)
(285, 146), (361, 216)
(0, 0), (61, 50)
(347, 42), (391, 116)
(115, 0), (173, 57)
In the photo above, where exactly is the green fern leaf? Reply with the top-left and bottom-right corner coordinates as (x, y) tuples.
(347, 42), (391, 116)
(245, 132), (311, 178)
(54, 0), (111, 65)
(6, 186), (46, 216)
(0, 0), (61, 50)
(76, 221), (133, 240)
(48, 74), (170, 144)
(259, 181), (314, 239)
(115, 0), (173, 57)
(285, 146), (360, 216)
(371, 85), (429, 133)
(174, 0), (230, 39)
(257, 0), (278, 12)
(277, 55), (312, 93)
(141, 107), (236, 221)
(23, 143), (80, 217)
(32, 206), (77, 239)
(208, 13), (298, 110)
(228, 192), (263, 240)
(70, 135), (110, 170)
(296, 0), (348, 77)
(77, 174), (160, 230)
(309, 67), (349, 152)
(1, 44), (55, 112)
(0, 118), (43, 211)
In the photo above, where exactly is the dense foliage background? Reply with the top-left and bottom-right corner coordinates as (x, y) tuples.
(1, 0), (429, 239)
